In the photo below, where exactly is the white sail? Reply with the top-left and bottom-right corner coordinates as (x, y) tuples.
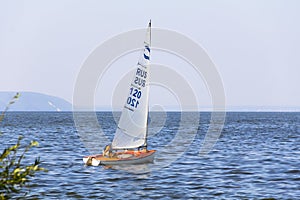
(112, 21), (151, 149)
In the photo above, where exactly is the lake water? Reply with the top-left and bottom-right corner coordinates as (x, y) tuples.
(1, 112), (299, 199)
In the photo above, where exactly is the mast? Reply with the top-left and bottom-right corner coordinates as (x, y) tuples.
(149, 19), (151, 46)
(144, 19), (151, 149)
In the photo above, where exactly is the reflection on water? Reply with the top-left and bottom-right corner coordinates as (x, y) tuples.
(103, 164), (152, 175)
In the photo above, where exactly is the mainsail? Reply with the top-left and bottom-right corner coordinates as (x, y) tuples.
(112, 21), (151, 149)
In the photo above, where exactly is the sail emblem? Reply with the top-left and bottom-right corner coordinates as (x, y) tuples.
(143, 45), (150, 60)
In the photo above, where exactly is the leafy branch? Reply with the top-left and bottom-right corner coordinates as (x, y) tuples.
(0, 137), (46, 199)
(0, 93), (47, 199)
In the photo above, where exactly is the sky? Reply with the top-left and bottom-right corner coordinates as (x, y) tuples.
(0, 0), (299, 111)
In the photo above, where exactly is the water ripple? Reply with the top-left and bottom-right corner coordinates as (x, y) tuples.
(1, 112), (299, 199)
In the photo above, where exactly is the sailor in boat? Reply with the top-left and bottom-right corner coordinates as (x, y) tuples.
(103, 144), (117, 158)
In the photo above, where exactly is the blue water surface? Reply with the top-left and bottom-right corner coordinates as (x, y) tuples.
(0, 112), (299, 199)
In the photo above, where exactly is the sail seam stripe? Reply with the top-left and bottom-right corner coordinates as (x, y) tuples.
(124, 106), (134, 112)
(137, 62), (147, 69)
(130, 83), (141, 90)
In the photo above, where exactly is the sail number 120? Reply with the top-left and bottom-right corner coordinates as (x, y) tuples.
(127, 88), (142, 108)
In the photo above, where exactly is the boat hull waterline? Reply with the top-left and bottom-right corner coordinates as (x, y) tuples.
(83, 150), (156, 166)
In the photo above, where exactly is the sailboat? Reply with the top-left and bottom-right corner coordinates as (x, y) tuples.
(83, 21), (156, 166)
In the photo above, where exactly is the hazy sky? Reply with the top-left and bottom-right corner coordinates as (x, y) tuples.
(1, 0), (299, 110)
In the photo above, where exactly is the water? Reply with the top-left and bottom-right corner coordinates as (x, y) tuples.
(1, 112), (299, 199)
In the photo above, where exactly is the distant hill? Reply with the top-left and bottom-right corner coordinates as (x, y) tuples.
(0, 92), (72, 111)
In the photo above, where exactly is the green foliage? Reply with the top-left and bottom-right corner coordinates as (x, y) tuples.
(0, 93), (47, 199)
(0, 137), (46, 199)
